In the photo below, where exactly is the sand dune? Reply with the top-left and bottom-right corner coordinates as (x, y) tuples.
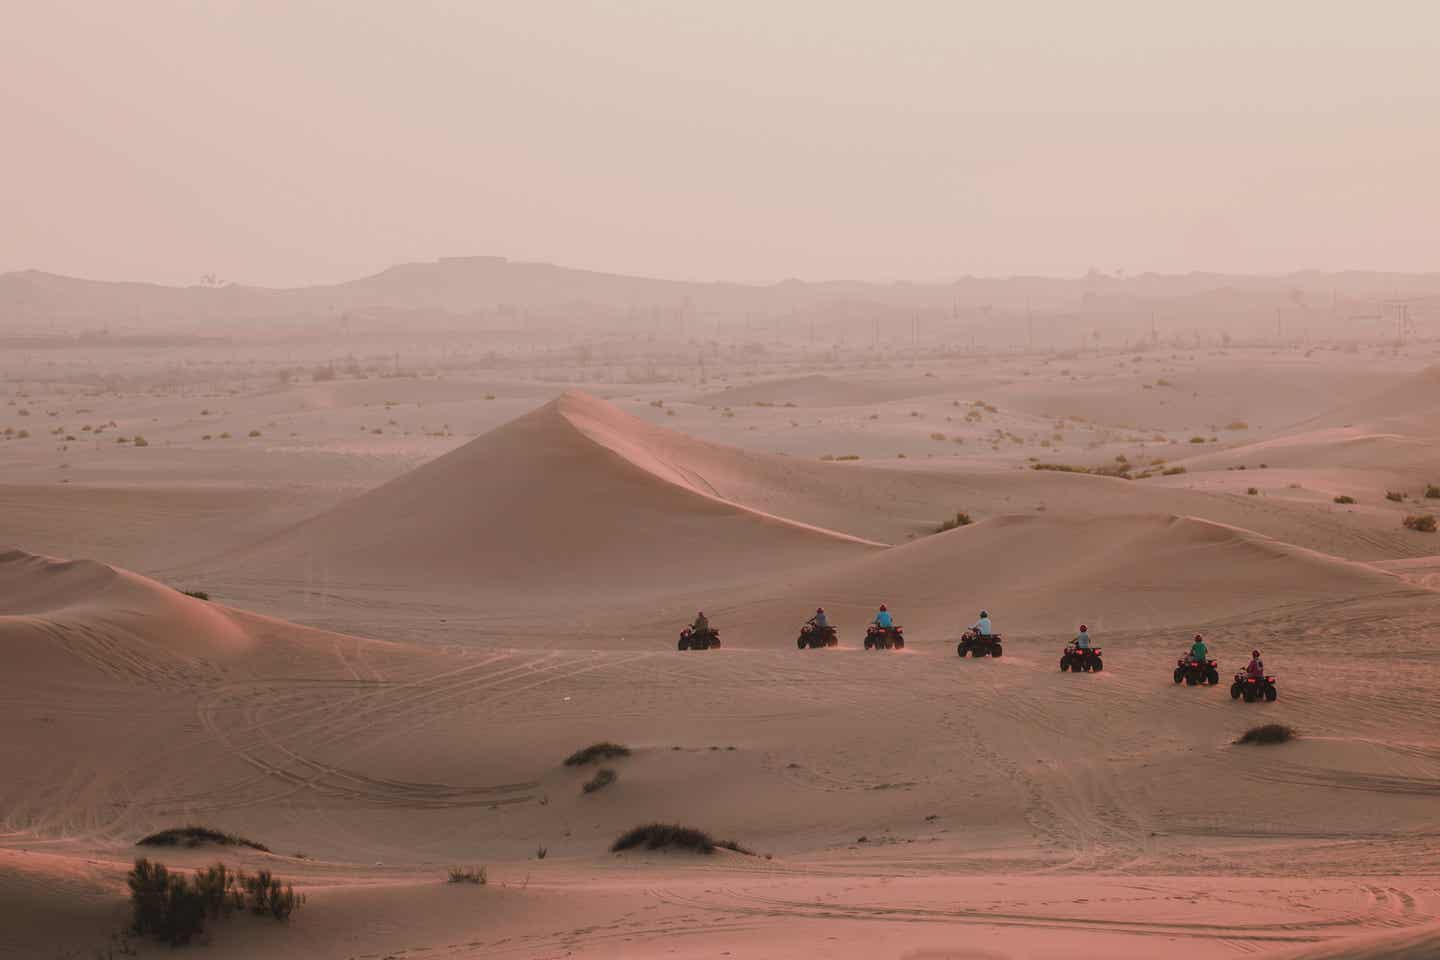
(215, 392), (875, 608)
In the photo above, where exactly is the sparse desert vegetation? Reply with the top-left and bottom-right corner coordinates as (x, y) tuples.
(612, 823), (751, 855)
(564, 742), (631, 766)
(137, 825), (268, 852)
(447, 865), (487, 884)
(127, 858), (302, 946)
(1235, 724), (1296, 745)
(935, 511), (973, 533)
(1403, 514), (1437, 533)
(1333, 495), (1357, 505)
(582, 768), (617, 793)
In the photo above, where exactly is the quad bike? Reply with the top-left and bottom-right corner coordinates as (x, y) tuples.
(1173, 656), (1220, 686)
(678, 626), (721, 651)
(1230, 671), (1278, 702)
(1060, 644), (1103, 672)
(957, 629), (1003, 658)
(797, 621), (839, 649)
(863, 624), (905, 650)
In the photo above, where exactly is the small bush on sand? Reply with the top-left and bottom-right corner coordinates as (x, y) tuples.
(582, 768), (617, 794)
(248, 429), (262, 438)
(1161, 466), (1186, 476)
(564, 742), (630, 767)
(1403, 514), (1437, 533)
(128, 859), (301, 945)
(138, 825), (269, 852)
(447, 865), (487, 884)
(612, 823), (750, 855)
(1225, 420), (1249, 430)
(1333, 495), (1356, 505)
(535, 844), (548, 859)
(240, 869), (303, 920)
(1247, 487), (1258, 495)
(1189, 436), (1208, 444)
(1386, 491), (1405, 502)
(132, 435), (149, 447)
(1426, 484), (1440, 499)
(935, 512), (973, 533)
(180, 589), (210, 601)
(1235, 724), (1296, 745)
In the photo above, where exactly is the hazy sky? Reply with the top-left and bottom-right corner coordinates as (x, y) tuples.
(3, 1), (1438, 287)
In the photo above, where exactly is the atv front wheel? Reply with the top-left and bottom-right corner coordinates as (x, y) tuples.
(864, 637), (874, 650)
(1230, 683), (1241, 699)
(1059, 659), (1069, 672)
(1173, 669), (1184, 684)
(798, 636), (808, 650)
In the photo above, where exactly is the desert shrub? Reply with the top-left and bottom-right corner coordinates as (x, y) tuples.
(128, 858), (199, 944)
(138, 825), (268, 852)
(936, 512), (973, 533)
(1403, 514), (1437, 533)
(1031, 462), (1130, 479)
(612, 823), (718, 854)
(1426, 484), (1440, 499)
(582, 768), (617, 794)
(1155, 378), (1172, 387)
(1386, 491), (1405, 502)
(248, 429), (261, 438)
(1247, 487), (1258, 495)
(1225, 420), (1249, 430)
(1235, 724), (1296, 745)
(132, 435), (149, 447)
(1333, 495), (1356, 505)
(312, 365), (336, 381)
(1189, 436), (1207, 444)
(447, 865), (487, 884)
(564, 742), (630, 766)
(240, 869), (302, 920)
(535, 844), (548, 859)
(180, 590), (210, 601)
(1161, 466), (1186, 476)
(929, 432), (946, 441)
(218, 432), (232, 439)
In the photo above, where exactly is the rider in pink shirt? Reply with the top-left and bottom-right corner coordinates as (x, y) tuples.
(1246, 649), (1265, 679)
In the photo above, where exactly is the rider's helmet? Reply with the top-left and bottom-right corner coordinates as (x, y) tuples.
(1194, 633), (1203, 641)
(1251, 649), (1260, 658)
(1079, 624), (1087, 632)
(816, 607), (824, 614)
(879, 603), (887, 612)
(980, 610), (989, 618)
(697, 611), (704, 617)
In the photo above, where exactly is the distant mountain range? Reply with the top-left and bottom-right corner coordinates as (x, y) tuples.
(4, 255), (1440, 333)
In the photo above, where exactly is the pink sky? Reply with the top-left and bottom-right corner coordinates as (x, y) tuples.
(2, 1), (1438, 287)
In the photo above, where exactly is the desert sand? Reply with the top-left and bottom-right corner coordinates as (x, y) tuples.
(3, 279), (1440, 959)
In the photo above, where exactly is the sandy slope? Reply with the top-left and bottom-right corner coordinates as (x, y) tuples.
(6, 366), (1440, 959)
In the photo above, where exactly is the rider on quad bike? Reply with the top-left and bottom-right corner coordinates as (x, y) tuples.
(798, 606), (838, 649)
(1230, 649), (1279, 702)
(1173, 633), (1220, 685)
(678, 611), (721, 651)
(1061, 624), (1102, 672)
(957, 610), (1004, 657)
(864, 604), (904, 650)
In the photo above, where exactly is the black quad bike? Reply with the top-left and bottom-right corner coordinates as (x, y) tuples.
(1173, 656), (1220, 686)
(864, 624), (905, 650)
(797, 621), (839, 649)
(678, 626), (721, 651)
(1230, 671), (1278, 702)
(1060, 644), (1103, 672)
(957, 629), (1003, 658)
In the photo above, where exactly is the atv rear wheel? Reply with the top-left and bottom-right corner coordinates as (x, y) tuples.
(1092, 659), (1102, 672)
(1207, 669), (1220, 685)
(710, 638), (721, 649)
(991, 646), (1002, 657)
(1186, 674), (1199, 686)
(893, 637), (904, 650)
(1264, 685), (1277, 702)
(1243, 686), (1257, 702)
